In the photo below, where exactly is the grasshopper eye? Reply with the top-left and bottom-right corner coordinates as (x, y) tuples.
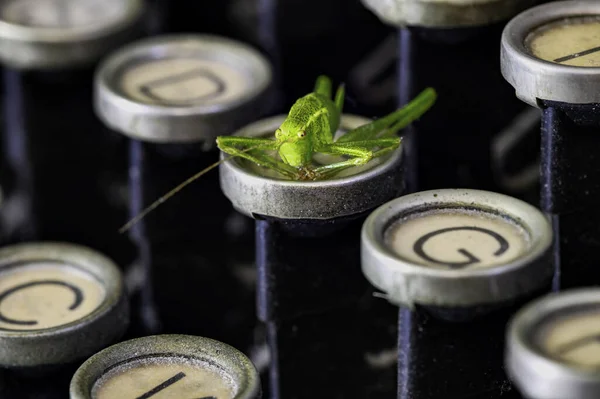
(275, 128), (282, 139)
(297, 130), (306, 138)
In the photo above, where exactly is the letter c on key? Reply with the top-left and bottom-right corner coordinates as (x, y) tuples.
(0, 280), (83, 326)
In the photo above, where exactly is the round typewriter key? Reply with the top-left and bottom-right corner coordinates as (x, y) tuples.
(219, 114), (402, 220)
(0, 0), (144, 69)
(361, 0), (536, 27)
(502, 1), (600, 107)
(362, 189), (553, 308)
(95, 34), (272, 144)
(0, 242), (128, 368)
(70, 334), (261, 399)
(506, 289), (600, 399)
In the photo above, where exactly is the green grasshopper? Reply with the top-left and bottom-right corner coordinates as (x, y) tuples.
(216, 75), (436, 180)
(118, 75), (436, 233)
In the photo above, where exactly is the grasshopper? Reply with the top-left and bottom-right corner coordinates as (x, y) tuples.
(118, 75), (436, 233)
(216, 75), (436, 180)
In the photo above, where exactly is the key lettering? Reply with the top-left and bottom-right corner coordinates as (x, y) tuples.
(413, 226), (509, 268)
(138, 68), (226, 104)
(0, 280), (83, 326)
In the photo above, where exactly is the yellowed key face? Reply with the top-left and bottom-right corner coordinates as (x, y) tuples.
(536, 308), (600, 370)
(92, 356), (236, 399)
(120, 59), (249, 106)
(0, 261), (105, 330)
(525, 16), (600, 67)
(384, 209), (530, 269)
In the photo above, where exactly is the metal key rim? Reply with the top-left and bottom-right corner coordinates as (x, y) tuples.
(70, 334), (261, 399)
(94, 34), (272, 143)
(219, 114), (404, 220)
(501, 0), (600, 107)
(506, 288), (600, 399)
(361, 189), (553, 308)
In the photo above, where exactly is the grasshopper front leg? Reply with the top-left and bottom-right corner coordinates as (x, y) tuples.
(313, 137), (401, 178)
(217, 136), (299, 179)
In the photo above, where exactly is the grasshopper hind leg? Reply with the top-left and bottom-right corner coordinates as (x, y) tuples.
(334, 83), (345, 114)
(314, 75), (332, 98)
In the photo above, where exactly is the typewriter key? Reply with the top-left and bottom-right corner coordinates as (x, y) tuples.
(95, 34), (272, 342)
(220, 114), (403, 398)
(70, 334), (261, 399)
(361, 0), (540, 199)
(362, 189), (553, 398)
(95, 34), (272, 144)
(0, 0), (144, 69)
(0, 242), (128, 368)
(506, 288), (600, 399)
(502, 0), (600, 288)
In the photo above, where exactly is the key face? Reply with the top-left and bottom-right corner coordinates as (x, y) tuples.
(536, 308), (600, 369)
(525, 16), (600, 67)
(92, 357), (234, 399)
(384, 209), (529, 270)
(0, 261), (105, 330)
(120, 58), (248, 106)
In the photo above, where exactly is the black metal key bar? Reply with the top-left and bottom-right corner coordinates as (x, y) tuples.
(94, 34), (273, 344)
(0, 0), (143, 268)
(362, 189), (554, 398)
(219, 115), (404, 398)
(502, 1), (600, 289)
(362, 0), (541, 199)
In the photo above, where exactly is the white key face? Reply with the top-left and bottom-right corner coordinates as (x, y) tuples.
(384, 209), (530, 269)
(525, 16), (600, 67)
(536, 308), (600, 370)
(0, 261), (105, 330)
(120, 58), (249, 106)
(0, 0), (125, 28)
(92, 356), (236, 399)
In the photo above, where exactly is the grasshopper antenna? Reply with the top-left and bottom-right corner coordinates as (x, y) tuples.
(118, 145), (262, 234)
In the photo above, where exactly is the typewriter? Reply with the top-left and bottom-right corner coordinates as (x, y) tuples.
(0, 0), (596, 398)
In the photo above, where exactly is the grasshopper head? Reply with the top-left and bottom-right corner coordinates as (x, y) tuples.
(275, 127), (311, 167)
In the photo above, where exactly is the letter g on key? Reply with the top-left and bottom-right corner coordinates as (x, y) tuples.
(413, 226), (510, 268)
